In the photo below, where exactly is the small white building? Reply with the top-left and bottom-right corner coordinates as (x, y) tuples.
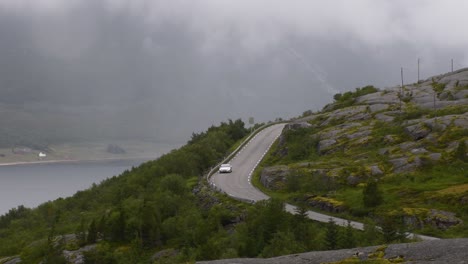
(38, 152), (47, 158)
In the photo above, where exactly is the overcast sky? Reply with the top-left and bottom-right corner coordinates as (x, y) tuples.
(1, 0), (467, 142)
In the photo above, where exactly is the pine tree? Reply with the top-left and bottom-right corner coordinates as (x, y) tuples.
(87, 219), (97, 244)
(324, 218), (338, 250)
(338, 220), (355, 249)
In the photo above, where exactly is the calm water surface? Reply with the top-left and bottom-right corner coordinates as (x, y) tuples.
(0, 159), (148, 215)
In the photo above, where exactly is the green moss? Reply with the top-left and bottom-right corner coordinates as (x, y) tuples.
(427, 105), (468, 118)
(438, 127), (468, 143)
(309, 196), (344, 207)
(431, 81), (446, 93)
(401, 207), (430, 217)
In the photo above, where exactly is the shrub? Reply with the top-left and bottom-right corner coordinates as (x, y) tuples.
(329, 85), (379, 111)
(454, 140), (467, 162)
(431, 80), (446, 93)
(363, 180), (383, 208)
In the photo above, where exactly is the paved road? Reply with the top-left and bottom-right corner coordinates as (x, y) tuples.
(210, 123), (438, 241)
(211, 124), (284, 202)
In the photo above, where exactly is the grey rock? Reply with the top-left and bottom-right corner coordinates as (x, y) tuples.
(346, 129), (371, 140)
(424, 133), (439, 144)
(356, 90), (398, 105)
(318, 139), (337, 153)
(375, 113), (395, 122)
(438, 68), (468, 85)
(411, 148), (428, 154)
(320, 106), (368, 126)
(405, 123), (431, 140)
(260, 166), (289, 190)
(346, 175), (361, 186)
(419, 98), (468, 109)
(398, 141), (417, 151)
(319, 128), (347, 140)
(428, 153), (442, 161)
(426, 209), (463, 230)
(354, 136), (372, 146)
(453, 115), (468, 128)
(319, 123), (362, 139)
(348, 112), (372, 121)
(63, 245), (97, 264)
(390, 157), (422, 173)
(369, 103), (389, 112)
(285, 122), (311, 130)
(384, 135), (397, 144)
(370, 165), (383, 176)
(378, 148), (389, 156)
(454, 89), (468, 99)
(197, 239), (468, 264)
(307, 197), (346, 213)
(335, 122), (362, 130)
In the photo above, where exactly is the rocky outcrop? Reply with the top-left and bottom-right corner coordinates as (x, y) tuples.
(318, 139), (337, 153)
(356, 90), (399, 105)
(306, 196), (346, 213)
(401, 208), (463, 230)
(284, 122), (311, 130)
(260, 166), (289, 190)
(404, 123), (431, 140)
(426, 209), (463, 230)
(197, 239), (468, 264)
(346, 129), (372, 140)
(389, 157), (422, 173)
(368, 103), (389, 113)
(63, 245), (97, 264)
(320, 106), (368, 126)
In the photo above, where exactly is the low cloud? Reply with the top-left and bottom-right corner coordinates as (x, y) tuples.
(0, 0), (466, 142)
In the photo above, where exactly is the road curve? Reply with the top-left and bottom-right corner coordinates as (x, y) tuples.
(210, 124), (438, 241)
(211, 124), (284, 202)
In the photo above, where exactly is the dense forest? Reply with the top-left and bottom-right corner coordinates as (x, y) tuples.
(0, 119), (400, 264)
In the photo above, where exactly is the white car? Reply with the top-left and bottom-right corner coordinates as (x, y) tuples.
(219, 163), (233, 173)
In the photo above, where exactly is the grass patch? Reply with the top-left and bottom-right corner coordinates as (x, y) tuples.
(437, 183), (468, 195)
(427, 104), (468, 118)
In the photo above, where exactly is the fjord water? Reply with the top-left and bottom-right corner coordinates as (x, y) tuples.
(0, 159), (148, 215)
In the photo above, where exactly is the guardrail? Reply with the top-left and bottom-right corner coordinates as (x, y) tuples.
(205, 121), (282, 189)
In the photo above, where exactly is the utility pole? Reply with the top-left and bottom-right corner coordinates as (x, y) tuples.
(451, 59), (454, 72)
(400, 67), (404, 111)
(417, 58), (420, 83)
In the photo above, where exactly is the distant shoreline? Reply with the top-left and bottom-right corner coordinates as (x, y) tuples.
(0, 156), (156, 167)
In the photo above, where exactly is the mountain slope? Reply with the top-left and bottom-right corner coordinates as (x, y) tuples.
(256, 68), (468, 238)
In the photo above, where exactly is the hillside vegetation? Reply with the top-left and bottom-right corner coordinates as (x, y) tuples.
(1, 69), (467, 263)
(256, 68), (468, 239)
(0, 119), (393, 264)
